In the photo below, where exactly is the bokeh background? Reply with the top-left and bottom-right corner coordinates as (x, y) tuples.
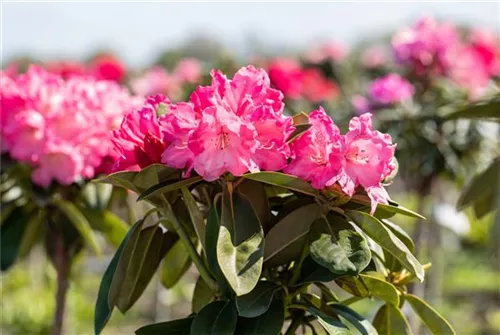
(2, 2), (500, 335)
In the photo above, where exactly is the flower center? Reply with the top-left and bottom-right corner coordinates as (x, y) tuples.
(214, 131), (230, 150)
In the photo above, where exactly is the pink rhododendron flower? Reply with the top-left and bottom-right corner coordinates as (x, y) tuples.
(361, 46), (388, 68)
(392, 16), (460, 76)
(352, 95), (370, 115)
(0, 66), (140, 187)
(45, 61), (87, 79)
(131, 67), (182, 99)
(470, 28), (500, 76)
(342, 113), (396, 213)
(268, 58), (304, 100)
(284, 107), (345, 189)
(368, 74), (414, 105)
(301, 68), (339, 103)
(174, 58), (203, 83)
(111, 95), (170, 172)
(90, 54), (126, 82)
(307, 41), (348, 63)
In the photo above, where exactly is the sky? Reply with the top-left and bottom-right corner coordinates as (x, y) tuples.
(2, 2), (499, 68)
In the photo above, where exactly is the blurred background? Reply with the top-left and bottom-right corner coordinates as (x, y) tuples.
(2, 2), (500, 335)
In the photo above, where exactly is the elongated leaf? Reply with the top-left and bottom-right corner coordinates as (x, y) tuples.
(350, 196), (425, 220)
(18, 209), (46, 258)
(372, 304), (413, 335)
(309, 218), (371, 276)
(53, 198), (101, 255)
(235, 298), (284, 335)
(298, 256), (340, 285)
(133, 164), (178, 191)
(95, 220), (142, 335)
(82, 183), (113, 211)
(181, 187), (206, 249)
(95, 170), (138, 192)
(83, 209), (128, 248)
(264, 203), (321, 266)
(381, 220), (414, 252)
(330, 304), (378, 335)
(288, 123), (312, 143)
(0, 206), (33, 270)
(359, 274), (399, 306)
(192, 276), (214, 313)
(236, 281), (280, 318)
(138, 176), (203, 201)
(237, 180), (270, 229)
(160, 237), (192, 288)
(347, 211), (424, 282)
(243, 172), (320, 197)
(405, 294), (456, 335)
(191, 301), (238, 335)
(217, 187), (264, 296)
(443, 98), (500, 120)
(136, 316), (195, 335)
(309, 307), (350, 335)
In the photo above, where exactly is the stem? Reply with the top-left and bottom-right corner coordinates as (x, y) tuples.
(52, 227), (71, 335)
(285, 314), (303, 335)
(161, 200), (217, 292)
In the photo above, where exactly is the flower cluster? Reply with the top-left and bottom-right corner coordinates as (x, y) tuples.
(45, 54), (126, 82)
(130, 59), (203, 100)
(267, 58), (339, 102)
(0, 66), (141, 187)
(112, 66), (395, 212)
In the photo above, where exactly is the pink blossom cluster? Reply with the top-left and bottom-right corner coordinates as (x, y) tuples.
(392, 17), (499, 96)
(0, 66), (141, 187)
(267, 58), (339, 102)
(45, 54), (126, 82)
(112, 66), (395, 213)
(306, 41), (349, 63)
(130, 59), (203, 100)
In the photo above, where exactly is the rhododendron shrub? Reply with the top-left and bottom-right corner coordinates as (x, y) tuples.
(94, 66), (454, 335)
(0, 66), (139, 335)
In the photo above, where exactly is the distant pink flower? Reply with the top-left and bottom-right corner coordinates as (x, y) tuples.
(90, 54), (126, 82)
(301, 68), (339, 103)
(174, 58), (203, 83)
(368, 74), (414, 104)
(469, 28), (500, 76)
(361, 46), (388, 68)
(268, 58), (304, 100)
(45, 61), (87, 79)
(173, 65), (293, 181)
(131, 66), (182, 99)
(112, 95), (170, 172)
(307, 41), (348, 63)
(342, 113), (396, 213)
(284, 107), (345, 189)
(352, 95), (370, 115)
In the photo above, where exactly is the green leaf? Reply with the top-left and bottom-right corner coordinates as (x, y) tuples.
(372, 304), (413, 335)
(181, 187), (206, 249)
(192, 276), (214, 313)
(309, 218), (371, 276)
(95, 170), (138, 192)
(83, 209), (128, 248)
(287, 123), (312, 143)
(237, 180), (270, 229)
(236, 281), (280, 318)
(329, 303), (378, 335)
(347, 211), (424, 282)
(82, 183), (113, 210)
(243, 172), (320, 197)
(405, 294), (456, 335)
(350, 196), (425, 220)
(359, 274), (399, 306)
(381, 220), (415, 253)
(443, 98), (500, 121)
(136, 316), (195, 335)
(53, 198), (101, 255)
(297, 256), (340, 285)
(457, 158), (500, 215)
(160, 236), (192, 288)
(335, 276), (369, 297)
(308, 307), (350, 335)
(217, 186), (264, 296)
(264, 203), (322, 267)
(235, 298), (285, 335)
(18, 209), (46, 258)
(95, 220), (142, 335)
(191, 301), (238, 335)
(0, 206), (34, 271)
(138, 176), (203, 201)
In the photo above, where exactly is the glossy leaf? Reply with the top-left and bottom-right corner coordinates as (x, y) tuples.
(347, 211), (424, 282)
(309, 307), (350, 335)
(309, 218), (371, 276)
(136, 316), (195, 335)
(297, 256), (340, 285)
(217, 187), (264, 296)
(95, 170), (138, 192)
(372, 304), (413, 335)
(243, 172), (320, 197)
(405, 294), (456, 335)
(236, 281), (280, 318)
(359, 274), (399, 306)
(18, 209), (46, 258)
(264, 203), (321, 266)
(53, 197), (101, 255)
(181, 187), (206, 249)
(191, 301), (238, 335)
(330, 303), (378, 335)
(84, 209), (129, 248)
(95, 220), (142, 335)
(237, 180), (270, 229)
(192, 276), (214, 313)
(0, 206), (33, 271)
(287, 123), (312, 143)
(138, 176), (203, 201)
(160, 236), (192, 288)
(350, 196), (425, 220)
(235, 298), (285, 335)
(82, 183), (113, 210)
(381, 220), (414, 253)
(443, 98), (500, 120)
